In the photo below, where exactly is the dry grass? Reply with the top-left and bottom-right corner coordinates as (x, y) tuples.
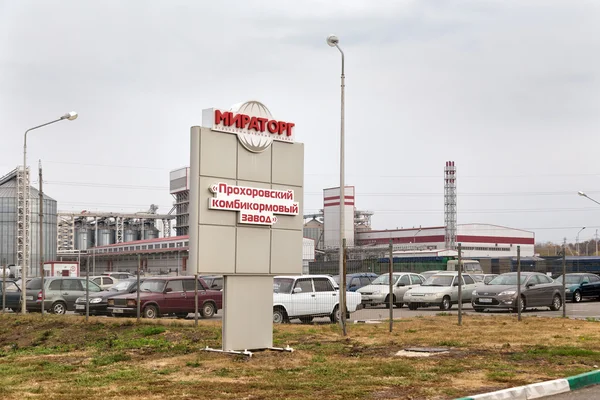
(0, 313), (599, 399)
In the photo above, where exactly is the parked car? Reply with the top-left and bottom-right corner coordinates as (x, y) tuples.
(75, 279), (144, 315)
(25, 277), (103, 314)
(471, 272), (563, 312)
(332, 273), (379, 292)
(107, 276), (222, 319)
(403, 271), (480, 310)
(102, 272), (136, 280)
(88, 275), (119, 290)
(472, 274), (499, 285)
(199, 275), (223, 291)
(0, 279), (21, 311)
(420, 270), (444, 281)
(357, 272), (425, 308)
(273, 275), (362, 323)
(552, 273), (600, 303)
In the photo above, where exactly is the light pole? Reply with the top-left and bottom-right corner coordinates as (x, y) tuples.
(578, 191), (600, 206)
(21, 111), (77, 314)
(576, 227), (586, 255)
(576, 227), (585, 272)
(327, 34), (346, 333)
(412, 228), (422, 272)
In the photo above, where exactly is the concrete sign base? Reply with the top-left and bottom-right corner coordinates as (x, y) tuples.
(222, 275), (274, 351)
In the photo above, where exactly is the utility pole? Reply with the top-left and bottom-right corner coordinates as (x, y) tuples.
(457, 243), (462, 326)
(388, 239), (393, 332)
(517, 246), (521, 322)
(38, 161), (45, 316)
(562, 245), (566, 318)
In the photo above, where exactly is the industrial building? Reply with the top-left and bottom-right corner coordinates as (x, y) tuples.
(302, 161), (536, 275)
(0, 169), (56, 275)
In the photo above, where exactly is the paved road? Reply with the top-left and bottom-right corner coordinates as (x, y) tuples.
(545, 385), (600, 399)
(345, 299), (600, 322)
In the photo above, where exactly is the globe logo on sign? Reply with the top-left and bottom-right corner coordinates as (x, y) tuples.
(229, 101), (274, 153)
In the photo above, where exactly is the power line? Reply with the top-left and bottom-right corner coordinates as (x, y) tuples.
(45, 160), (169, 171)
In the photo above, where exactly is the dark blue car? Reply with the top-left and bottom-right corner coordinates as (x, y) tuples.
(555, 273), (600, 303)
(0, 279), (22, 311)
(333, 273), (379, 292)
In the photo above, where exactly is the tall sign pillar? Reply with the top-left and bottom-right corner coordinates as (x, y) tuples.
(189, 101), (304, 352)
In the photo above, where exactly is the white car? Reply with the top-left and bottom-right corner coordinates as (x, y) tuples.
(403, 271), (481, 310)
(89, 275), (119, 290)
(357, 272), (425, 308)
(273, 275), (362, 323)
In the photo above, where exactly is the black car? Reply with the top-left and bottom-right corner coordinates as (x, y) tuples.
(0, 279), (21, 311)
(332, 273), (379, 292)
(555, 273), (600, 303)
(75, 278), (143, 315)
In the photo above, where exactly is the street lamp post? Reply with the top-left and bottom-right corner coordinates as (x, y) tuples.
(20, 112), (78, 314)
(327, 34), (346, 333)
(576, 227), (585, 272)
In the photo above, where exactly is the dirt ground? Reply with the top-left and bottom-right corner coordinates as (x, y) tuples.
(1, 313), (600, 399)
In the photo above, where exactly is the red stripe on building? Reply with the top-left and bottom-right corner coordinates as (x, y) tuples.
(358, 235), (446, 245)
(456, 235), (534, 245)
(323, 195), (355, 201)
(324, 202), (356, 207)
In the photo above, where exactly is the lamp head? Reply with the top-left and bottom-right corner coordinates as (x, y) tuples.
(326, 34), (339, 47)
(578, 191), (586, 197)
(62, 111), (78, 121)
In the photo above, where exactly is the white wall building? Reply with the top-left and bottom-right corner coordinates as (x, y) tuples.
(357, 223), (534, 258)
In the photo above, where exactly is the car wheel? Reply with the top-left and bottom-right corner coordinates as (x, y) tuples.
(512, 295), (526, 313)
(143, 305), (158, 319)
(550, 294), (562, 311)
(473, 307), (484, 313)
(273, 307), (288, 324)
(51, 302), (66, 315)
(299, 316), (313, 324)
(200, 302), (216, 319)
(408, 303), (418, 310)
(573, 290), (582, 303)
(395, 302), (404, 308)
(330, 305), (345, 323)
(440, 296), (452, 310)
(384, 295), (396, 309)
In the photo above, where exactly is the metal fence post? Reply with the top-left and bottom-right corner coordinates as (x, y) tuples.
(2, 258), (6, 313)
(136, 254), (141, 322)
(389, 240), (393, 332)
(457, 243), (462, 326)
(194, 274), (199, 327)
(517, 245), (522, 322)
(562, 246), (566, 318)
(85, 255), (90, 323)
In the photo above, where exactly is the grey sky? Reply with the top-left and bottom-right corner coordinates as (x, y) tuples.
(1, 0), (599, 244)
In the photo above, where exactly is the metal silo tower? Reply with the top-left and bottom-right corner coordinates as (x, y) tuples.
(444, 161), (457, 249)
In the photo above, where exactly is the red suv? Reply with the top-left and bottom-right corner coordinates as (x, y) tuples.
(107, 276), (222, 319)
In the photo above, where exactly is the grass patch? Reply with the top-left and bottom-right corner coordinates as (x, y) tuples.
(138, 326), (166, 336)
(91, 353), (132, 366)
(1, 314), (600, 399)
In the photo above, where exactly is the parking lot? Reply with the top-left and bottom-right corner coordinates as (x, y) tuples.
(341, 300), (600, 323)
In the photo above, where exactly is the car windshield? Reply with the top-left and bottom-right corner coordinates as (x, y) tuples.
(26, 278), (42, 290)
(370, 274), (399, 285)
(332, 275), (341, 284)
(139, 280), (165, 293)
(273, 278), (294, 294)
(555, 275), (583, 284)
(488, 275), (527, 285)
(110, 280), (134, 291)
(422, 275), (454, 287)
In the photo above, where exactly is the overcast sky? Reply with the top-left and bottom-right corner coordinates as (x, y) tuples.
(1, 0), (599, 244)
